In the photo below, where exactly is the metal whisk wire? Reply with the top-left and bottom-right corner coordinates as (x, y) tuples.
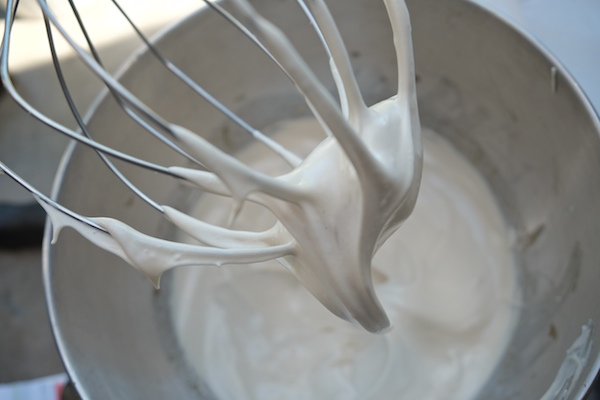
(0, 0), (330, 228)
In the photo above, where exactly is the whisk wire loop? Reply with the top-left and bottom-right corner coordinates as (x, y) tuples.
(43, 4), (165, 213)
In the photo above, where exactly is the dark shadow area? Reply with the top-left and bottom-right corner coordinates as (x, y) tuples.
(0, 203), (46, 249)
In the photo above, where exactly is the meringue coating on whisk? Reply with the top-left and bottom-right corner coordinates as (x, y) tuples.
(0, 0), (421, 333)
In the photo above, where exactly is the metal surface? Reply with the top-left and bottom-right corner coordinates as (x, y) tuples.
(44, 0), (600, 399)
(474, 0), (600, 114)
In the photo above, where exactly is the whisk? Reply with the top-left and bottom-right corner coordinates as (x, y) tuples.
(0, 0), (422, 333)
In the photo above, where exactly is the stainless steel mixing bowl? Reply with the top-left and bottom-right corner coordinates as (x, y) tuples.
(44, 0), (600, 398)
